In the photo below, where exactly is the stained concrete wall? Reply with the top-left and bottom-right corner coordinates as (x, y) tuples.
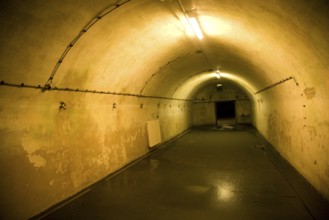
(192, 83), (252, 126)
(192, 102), (216, 126)
(0, 1), (195, 218)
(1, 0), (329, 219)
(0, 87), (192, 219)
(254, 82), (329, 204)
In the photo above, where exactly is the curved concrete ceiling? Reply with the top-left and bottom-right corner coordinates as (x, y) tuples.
(2, 1), (329, 218)
(2, 0), (328, 101)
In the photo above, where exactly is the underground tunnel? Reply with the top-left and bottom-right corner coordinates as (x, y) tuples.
(0, 0), (329, 219)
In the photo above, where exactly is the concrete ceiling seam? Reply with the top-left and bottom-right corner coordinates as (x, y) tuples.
(139, 51), (195, 95)
(170, 68), (214, 98)
(44, 0), (131, 89)
(139, 50), (204, 95)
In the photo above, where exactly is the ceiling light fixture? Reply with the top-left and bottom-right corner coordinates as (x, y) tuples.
(215, 69), (221, 79)
(177, 0), (204, 40)
(187, 16), (204, 40)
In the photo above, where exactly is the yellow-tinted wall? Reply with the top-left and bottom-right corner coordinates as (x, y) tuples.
(192, 84), (252, 126)
(0, 87), (192, 219)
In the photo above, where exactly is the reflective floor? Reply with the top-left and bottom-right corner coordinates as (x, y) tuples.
(38, 126), (329, 220)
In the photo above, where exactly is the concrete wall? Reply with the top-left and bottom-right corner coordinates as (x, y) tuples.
(0, 87), (192, 219)
(1, 0), (329, 219)
(192, 83), (252, 126)
(254, 81), (329, 204)
(192, 102), (216, 126)
(0, 1), (197, 218)
(236, 100), (252, 124)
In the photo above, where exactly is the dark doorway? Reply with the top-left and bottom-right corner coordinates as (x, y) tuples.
(216, 101), (236, 119)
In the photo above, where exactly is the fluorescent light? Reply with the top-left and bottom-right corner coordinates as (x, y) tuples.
(211, 71), (221, 79)
(216, 70), (221, 79)
(188, 17), (204, 40)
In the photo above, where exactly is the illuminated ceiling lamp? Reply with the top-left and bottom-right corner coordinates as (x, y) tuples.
(215, 69), (221, 79)
(187, 16), (204, 40)
(177, 0), (204, 40)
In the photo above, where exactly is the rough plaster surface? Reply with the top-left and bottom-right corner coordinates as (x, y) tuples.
(0, 0), (329, 219)
(254, 81), (329, 202)
(192, 102), (216, 126)
(0, 88), (191, 219)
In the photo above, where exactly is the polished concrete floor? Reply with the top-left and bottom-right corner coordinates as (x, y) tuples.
(37, 125), (329, 220)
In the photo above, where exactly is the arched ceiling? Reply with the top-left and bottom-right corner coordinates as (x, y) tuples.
(2, 2), (329, 216)
(1, 0), (329, 100)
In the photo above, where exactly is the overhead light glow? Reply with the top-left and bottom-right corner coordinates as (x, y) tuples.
(211, 70), (221, 79)
(172, 71), (257, 100)
(216, 70), (221, 79)
(200, 16), (233, 37)
(188, 17), (204, 40)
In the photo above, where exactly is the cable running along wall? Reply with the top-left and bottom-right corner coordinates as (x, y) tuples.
(0, 81), (192, 101)
(44, 0), (131, 89)
(0, 0), (193, 102)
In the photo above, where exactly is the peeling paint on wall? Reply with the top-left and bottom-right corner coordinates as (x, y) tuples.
(21, 136), (47, 168)
(0, 89), (192, 220)
(27, 154), (47, 168)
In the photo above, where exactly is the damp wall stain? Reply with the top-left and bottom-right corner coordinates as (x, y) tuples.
(266, 111), (292, 152)
(303, 87), (316, 99)
(258, 100), (329, 202)
(0, 89), (192, 220)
